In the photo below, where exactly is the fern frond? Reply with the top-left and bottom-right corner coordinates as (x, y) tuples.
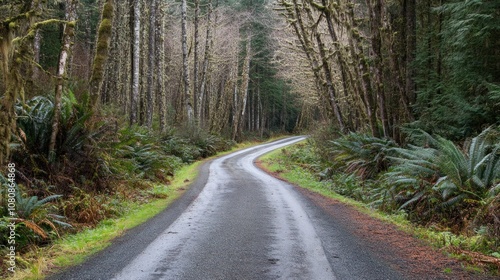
(15, 218), (48, 239)
(399, 191), (424, 209)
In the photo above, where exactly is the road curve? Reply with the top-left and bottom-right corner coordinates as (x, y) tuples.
(50, 137), (403, 280)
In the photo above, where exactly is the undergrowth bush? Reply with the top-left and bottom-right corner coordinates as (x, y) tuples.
(0, 175), (70, 253)
(385, 128), (500, 237)
(12, 91), (112, 195)
(326, 133), (397, 180)
(304, 125), (500, 253)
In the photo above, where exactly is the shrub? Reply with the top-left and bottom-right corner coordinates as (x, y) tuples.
(385, 127), (500, 232)
(0, 175), (70, 251)
(109, 126), (182, 181)
(13, 91), (111, 194)
(325, 133), (397, 180)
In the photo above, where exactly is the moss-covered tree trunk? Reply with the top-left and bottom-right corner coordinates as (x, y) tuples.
(88, 0), (114, 113)
(368, 0), (390, 138)
(0, 2), (41, 166)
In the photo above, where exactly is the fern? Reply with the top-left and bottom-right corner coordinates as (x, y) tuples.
(385, 127), (500, 218)
(327, 133), (397, 179)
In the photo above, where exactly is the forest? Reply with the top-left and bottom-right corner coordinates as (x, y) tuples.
(0, 0), (499, 276)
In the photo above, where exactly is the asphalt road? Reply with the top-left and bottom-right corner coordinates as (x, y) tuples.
(49, 137), (404, 280)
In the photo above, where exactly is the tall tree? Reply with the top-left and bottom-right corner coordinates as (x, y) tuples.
(88, 0), (114, 113)
(197, 0), (213, 124)
(145, 0), (157, 128)
(181, 0), (193, 123)
(232, 33), (251, 140)
(129, 0), (141, 125)
(367, 0), (390, 138)
(193, 0), (200, 122)
(0, 1), (44, 166)
(156, 0), (167, 132)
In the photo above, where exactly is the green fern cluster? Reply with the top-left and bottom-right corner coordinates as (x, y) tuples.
(0, 175), (70, 252)
(326, 133), (397, 179)
(310, 127), (500, 248)
(386, 128), (500, 228)
(108, 125), (235, 182)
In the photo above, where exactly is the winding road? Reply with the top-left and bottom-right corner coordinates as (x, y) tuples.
(50, 137), (404, 280)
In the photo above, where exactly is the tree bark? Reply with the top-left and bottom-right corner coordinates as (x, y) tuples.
(405, 0), (416, 106)
(129, 0), (140, 125)
(145, 0), (157, 128)
(32, 0), (42, 81)
(156, 1), (166, 132)
(0, 2), (42, 166)
(193, 0), (200, 121)
(198, 0), (213, 125)
(302, 3), (346, 132)
(314, 30), (346, 132)
(368, 0), (390, 138)
(181, 0), (193, 123)
(89, 0), (114, 112)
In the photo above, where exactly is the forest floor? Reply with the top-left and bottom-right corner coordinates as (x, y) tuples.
(256, 157), (500, 279)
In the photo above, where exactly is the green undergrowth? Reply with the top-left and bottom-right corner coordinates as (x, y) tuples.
(259, 141), (500, 275)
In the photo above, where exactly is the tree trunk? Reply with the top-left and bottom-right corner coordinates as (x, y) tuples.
(156, 1), (166, 132)
(405, 0), (416, 106)
(286, 0), (338, 125)
(129, 0), (140, 125)
(49, 0), (79, 161)
(345, 2), (379, 137)
(233, 34), (251, 141)
(181, 0), (193, 123)
(368, 0), (390, 137)
(198, 0), (213, 126)
(193, 0), (200, 121)
(302, 0), (346, 131)
(88, 0), (114, 112)
(314, 31), (346, 132)
(0, 2), (41, 166)
(145, 0), (157, 128)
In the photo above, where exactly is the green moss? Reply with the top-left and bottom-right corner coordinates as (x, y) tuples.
(98, 19), (112, 35)
(102, 2), (114, 20)
(96, 40), (108, 52)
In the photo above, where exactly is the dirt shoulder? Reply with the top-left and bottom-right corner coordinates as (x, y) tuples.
(255, 160), (498, 279)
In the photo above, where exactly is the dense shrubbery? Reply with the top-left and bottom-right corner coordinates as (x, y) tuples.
(0, 94), (236, 262)
(300, 126), (500, 254)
